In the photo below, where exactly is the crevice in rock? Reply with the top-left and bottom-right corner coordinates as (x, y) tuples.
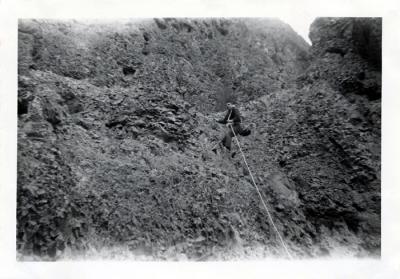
(122, 66), (136, 76)
(18, 99), (29, 115)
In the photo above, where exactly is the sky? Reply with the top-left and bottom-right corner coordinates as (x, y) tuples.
(279, 16), (316, 44)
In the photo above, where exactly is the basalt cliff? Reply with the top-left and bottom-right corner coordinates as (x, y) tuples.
(17, 17), (381, 260)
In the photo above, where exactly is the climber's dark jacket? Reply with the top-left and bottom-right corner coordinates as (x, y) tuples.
(217, 107), (241, 124)
(217, 107), (243, 151)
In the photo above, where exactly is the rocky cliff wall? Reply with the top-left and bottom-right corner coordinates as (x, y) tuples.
(18, 18), (310, 112)
(17, 17), (380, 260)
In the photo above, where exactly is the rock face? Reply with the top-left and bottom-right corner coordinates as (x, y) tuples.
(18, 18), (310, 111)
(17, 18), (380, 260)
(304, 18), (381, 101)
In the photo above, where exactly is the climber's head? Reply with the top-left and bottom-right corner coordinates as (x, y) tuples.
(226, 102), (235, 110)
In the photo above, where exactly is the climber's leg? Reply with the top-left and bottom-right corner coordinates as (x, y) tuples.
(222, 129), (234, 151)
(229, 124), (242, 158)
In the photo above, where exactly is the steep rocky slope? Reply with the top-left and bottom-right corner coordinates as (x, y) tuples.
(17, 18), (380, 260)
(18, 18), (309, 111)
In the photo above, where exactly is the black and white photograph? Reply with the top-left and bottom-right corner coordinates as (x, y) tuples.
(16, 17), (381, 261)
(2, 0), (400, 278)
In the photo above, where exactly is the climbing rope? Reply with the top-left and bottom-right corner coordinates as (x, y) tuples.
(228, 124), (294, 260)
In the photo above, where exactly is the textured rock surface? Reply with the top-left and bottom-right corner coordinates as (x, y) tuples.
(18, 18), (310, 111)
(17, 18), (380, 260)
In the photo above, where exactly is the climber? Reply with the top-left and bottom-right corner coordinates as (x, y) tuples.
(212, 102), (243, 157)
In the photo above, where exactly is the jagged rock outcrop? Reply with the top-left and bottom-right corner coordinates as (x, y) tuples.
(293, 17), (381, 254)
(18, 18), (309, 112)
(301, 18), (381, 101)
(17, 17), (380, 260)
